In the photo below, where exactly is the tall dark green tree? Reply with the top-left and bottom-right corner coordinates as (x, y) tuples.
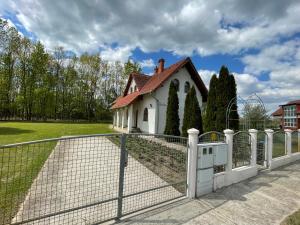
(164, 82), (180, 136)
(182, 89), (191, 137)
(182, 86), (203, 136)
(228, 74), (239, 130)
(215, 66), (230, 131)
(203, 74), (218, 132)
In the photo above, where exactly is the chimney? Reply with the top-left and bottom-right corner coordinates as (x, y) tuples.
(154, 66), (158, 74)
(158, 58), (165, 73)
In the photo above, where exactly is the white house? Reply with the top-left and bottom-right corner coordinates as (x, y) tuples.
(111, 57), (208, 134)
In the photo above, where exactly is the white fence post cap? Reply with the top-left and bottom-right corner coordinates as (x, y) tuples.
(284, 129), (293, 133)
(249, 129), (258, 133)
(224, 129), (234, 134)
(265, 129), (274, 133)
(187, 128), (199, 135)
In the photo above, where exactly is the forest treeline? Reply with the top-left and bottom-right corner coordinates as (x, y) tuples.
(0, 19), (141, 121)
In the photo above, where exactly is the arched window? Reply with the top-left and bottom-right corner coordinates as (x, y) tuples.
(172, 79), (179, 92)
(130, 87), (133, 93)
(184, 81), (190, 93)
(134, 86), (137, 92)
(143, 108), (148, 121)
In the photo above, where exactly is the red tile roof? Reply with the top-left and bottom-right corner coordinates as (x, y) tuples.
(132, 73), (151, 91)
(272, 108), (282, 116)
(139, 58), (187, 94)
(111, 57), (208, 109)
(284, 99), (300, 106)
(111, 92), (139, 109)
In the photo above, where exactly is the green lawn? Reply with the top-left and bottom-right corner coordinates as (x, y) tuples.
(281, 209), (300, 225)
(0, 121), (113, 224)
(0, 121), (114, 145)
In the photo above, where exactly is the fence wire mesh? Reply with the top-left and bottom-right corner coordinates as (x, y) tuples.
(1, 133), (187, 225)
(232, 132), (251, 169)
(273, 131), (286, 158)
(108, 134), (187, 216)
(291, 131), (299, 153)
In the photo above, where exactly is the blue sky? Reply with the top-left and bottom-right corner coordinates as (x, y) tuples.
(1, 0), (300, 111)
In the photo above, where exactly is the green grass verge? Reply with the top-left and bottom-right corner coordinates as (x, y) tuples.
(281, 209), (300, 225)
(0, 121), (113, 145)
(0, 122), (113, 224)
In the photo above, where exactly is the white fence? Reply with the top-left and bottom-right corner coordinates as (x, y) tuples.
(187, 128), (300, 198)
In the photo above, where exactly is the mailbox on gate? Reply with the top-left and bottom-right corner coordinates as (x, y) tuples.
(196, 143), (228, 197)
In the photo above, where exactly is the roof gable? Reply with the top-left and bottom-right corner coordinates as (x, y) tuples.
(123, 73), (150, 96)
(112, 57), (208, 109)
(139, 57), (208, 101)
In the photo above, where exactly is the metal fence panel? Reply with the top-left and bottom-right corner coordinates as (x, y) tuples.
(232, 131), (251, 169)
(1, 135), (121, 225)
(273, 131), (286, 158)
(121, 134), (187, 215)
(292, 131), (299, 153)
(257, 131), (267, 166)
(199, 131), (225, 143)
(1, 133), (188, 225)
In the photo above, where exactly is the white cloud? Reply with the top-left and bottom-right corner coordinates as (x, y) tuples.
(198, 67), (300, 113)
(197, 69), (217, 88)
(100, 45), (133, 62)
(2, 0), (300, 56)
(140, 59), (155, 68)
(240, 39), (300, 111)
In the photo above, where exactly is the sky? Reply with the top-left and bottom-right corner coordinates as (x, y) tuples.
(1, 0), (300, 112)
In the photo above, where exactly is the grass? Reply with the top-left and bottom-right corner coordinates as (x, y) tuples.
(0, 121), (113, 145)
(281, 209), (300, 225)
(0, 121), (113, 224)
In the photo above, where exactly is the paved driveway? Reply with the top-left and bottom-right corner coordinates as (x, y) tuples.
(12, 136), (182, 225)
(120, 161), (300, 225)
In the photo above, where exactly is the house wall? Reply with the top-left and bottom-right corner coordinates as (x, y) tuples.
(128, 79), (137, 94)
(153, 67), (204, 134)
(132, 94), (156, 133)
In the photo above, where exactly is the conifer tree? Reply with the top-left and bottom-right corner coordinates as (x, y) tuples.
(215, 66), (230, 131)
(181, 90), (191, 137)
(228, 74), (239, 130)
(203, 74), (218, 132)
(164, 82), (180, 136)
(181, 86), (203, 136)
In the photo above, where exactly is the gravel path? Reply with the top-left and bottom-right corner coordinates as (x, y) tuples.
(12, 136), (182, 225)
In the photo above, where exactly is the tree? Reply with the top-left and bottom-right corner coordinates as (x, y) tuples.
(164, 82), (180, 136)
(203, 74), (218, 132)
(182, 86), (203, 136)
(228, 74), (239, 130)
(242, 103), (268, 130)
(215, 66), (230, 131)
(182, 89), (191, 137)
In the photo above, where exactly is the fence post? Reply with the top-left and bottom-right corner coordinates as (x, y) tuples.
(224, 129), (233, 185)
(265, 129), (274, 168)
(285, 129), (292, 156)
(187, 128), (199, 199)
(249, 129), (258, 167)
(117, 134), (126, 220)
(298, 129), (300, 152)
